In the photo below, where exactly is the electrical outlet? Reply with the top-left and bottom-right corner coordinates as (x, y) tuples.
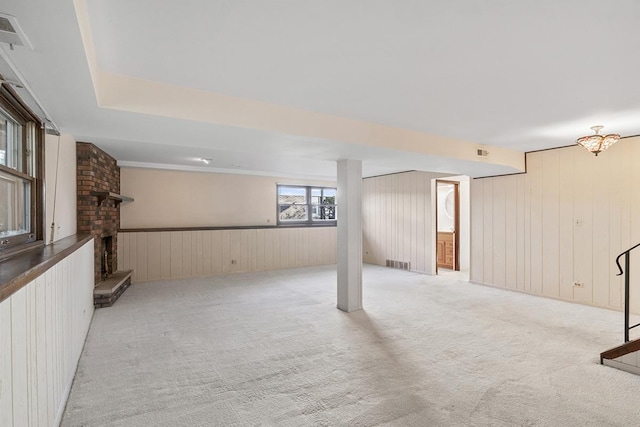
(574, 281), (584, 288)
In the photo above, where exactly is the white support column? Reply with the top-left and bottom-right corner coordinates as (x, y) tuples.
(337, 159), (363, 312)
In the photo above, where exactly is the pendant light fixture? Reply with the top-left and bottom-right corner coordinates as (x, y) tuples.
(576, 125), (620, 156)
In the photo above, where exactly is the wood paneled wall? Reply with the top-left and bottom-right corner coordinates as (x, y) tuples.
(362, 171), (446, 274)
(471, 141), (640, 312)
(0, 240), (94, 427)
(118, 227), (337, 282)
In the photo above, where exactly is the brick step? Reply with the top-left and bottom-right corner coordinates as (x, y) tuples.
(94, 270), (133, 308)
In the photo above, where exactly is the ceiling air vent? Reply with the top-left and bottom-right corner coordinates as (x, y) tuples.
(476, 147), (489, 158)
(0, 13), (32, 49)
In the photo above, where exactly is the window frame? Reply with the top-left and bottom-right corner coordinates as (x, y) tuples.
(0, 78), (44, 258)
(277, 184), (337, 226)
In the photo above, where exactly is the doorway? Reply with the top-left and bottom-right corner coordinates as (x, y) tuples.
(436, 180), (460, 272)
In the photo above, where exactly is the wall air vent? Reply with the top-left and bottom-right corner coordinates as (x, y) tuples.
(386, 260), (411, 271)
(0, 13), (32, 49)
(476, 147), (489, 158)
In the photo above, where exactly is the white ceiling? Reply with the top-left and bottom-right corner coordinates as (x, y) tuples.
(1, 0), (640, 180)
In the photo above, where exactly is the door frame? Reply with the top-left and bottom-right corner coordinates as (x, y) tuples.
(435, 179), (460, 273)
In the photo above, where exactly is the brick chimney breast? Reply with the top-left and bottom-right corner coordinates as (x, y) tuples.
(76, 142), (121, 286)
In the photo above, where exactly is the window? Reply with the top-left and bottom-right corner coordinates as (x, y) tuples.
(0, 79), (43, 255)
(277, 185), (337, 225)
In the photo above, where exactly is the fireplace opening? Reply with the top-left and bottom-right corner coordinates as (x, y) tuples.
(101, 235), (114, 280)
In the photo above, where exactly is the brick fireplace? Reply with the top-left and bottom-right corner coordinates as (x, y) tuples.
(76, 142), (121, 284)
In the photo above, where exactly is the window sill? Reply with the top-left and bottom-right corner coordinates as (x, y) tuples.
(0, 240), (43, 262)
(0, 234), (93, 304)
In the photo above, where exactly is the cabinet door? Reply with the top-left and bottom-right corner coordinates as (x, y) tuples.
(437, 232), (454, 269)
(444, 241), (454, 267)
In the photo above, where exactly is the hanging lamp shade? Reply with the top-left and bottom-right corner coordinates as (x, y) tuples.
(576, 125), (620, 156)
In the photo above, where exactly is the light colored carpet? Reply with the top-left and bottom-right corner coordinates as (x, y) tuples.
(61, 265), (640, 426)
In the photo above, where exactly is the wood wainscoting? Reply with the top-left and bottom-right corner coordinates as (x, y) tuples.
(0, 238), (94, 427)
(118, 226), (337, 283)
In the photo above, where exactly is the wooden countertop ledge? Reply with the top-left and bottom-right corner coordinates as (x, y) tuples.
(0, 234), (93, 304)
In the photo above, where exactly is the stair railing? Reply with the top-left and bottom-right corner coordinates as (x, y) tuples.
(615, 242), (640, 342)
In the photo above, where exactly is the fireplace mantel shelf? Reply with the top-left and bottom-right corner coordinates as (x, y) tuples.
(90, 191), (134, 205)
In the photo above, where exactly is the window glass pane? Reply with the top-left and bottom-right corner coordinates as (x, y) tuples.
(278, 186), (306, 204)
(322, 188), (336, 198)
(322, 188), (336, 205)
(311, 188), (336, 206)
(0, 170), (30, 238)
(311, 188), (321, 205)
(312, 205), (336, 220)
(279, 204), (307, 221)
(0, 110), (22, 172)
(0, 115), (6, 166)
(277, 185), (336, 224)
(11, 123), (22, 171)
(26, 122), (36, 176)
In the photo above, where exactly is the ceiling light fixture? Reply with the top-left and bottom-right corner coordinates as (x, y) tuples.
(200, 158), (211, 164)
(576, 125), (620, 156)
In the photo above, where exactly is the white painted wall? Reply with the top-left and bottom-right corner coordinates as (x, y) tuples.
(45, 133), (77, 244)
(470, 139), (640, 312)
(118, 227), (337, 282)
(362, 171), (448, 274)
(336, 159), (363, 312)
(0, 240), (94, 427)
(120, 167), (336, 229)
